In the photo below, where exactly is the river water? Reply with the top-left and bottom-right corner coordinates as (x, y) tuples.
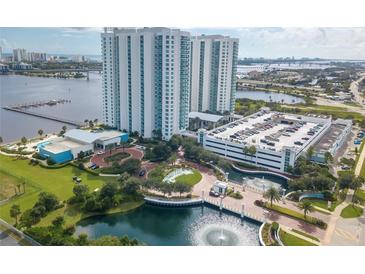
(0, 73), (304, 143)
(0, 73), (102, 143)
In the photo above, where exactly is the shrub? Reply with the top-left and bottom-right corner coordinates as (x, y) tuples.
(271, 222), (279, 232)
(46, 158), (56, 166)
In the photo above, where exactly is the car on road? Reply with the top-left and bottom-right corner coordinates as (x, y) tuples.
(97, 151), (104, 155)
(139, 170), (146, 177)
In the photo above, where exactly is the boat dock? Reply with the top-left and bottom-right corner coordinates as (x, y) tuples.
(2, 106), (83, 127)
(7, 99), (71, 110)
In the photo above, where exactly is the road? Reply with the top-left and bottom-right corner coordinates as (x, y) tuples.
(0, 229), (20, 246)
(350, 74), (365, 107)
(237, 79), (324, 92)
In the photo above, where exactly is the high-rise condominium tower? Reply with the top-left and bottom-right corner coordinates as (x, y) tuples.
(190, 35), (239, 114)
(101, 28), (191, 140)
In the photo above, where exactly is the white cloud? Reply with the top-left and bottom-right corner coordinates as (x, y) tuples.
(234, 28), (365, 59)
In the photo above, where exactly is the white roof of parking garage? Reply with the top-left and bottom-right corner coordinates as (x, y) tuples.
(207, 110), (327, 152)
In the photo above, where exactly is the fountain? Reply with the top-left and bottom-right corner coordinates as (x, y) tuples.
(190, 213), (259, 246)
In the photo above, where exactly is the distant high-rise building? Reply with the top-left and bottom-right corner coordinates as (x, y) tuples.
(101, 28), (191, 140)
(28, 52), (47, 62)
(13, 48), (27, 62)
(190, 35), (239, 114)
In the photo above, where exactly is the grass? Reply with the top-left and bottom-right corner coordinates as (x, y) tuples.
(302, 198), (328, 210)
(340, 204), (364, 218)
(355, 189), (365, 205)
(0, 171), (24, 201)
(260, 201), (327, 229)
(279, 229), (317, 246)
(104, 152), (130, 163)
(291, 229), (320, 242)
(175, 169), (202, 187)
(0, 154), (142, 227)
(281, 104), (365, 123)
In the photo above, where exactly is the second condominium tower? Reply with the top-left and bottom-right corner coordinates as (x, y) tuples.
(101, 28), (191, 140)
(190, 35), (239, 114)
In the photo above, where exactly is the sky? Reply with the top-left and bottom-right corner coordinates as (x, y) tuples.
(1, 27), (365, 59)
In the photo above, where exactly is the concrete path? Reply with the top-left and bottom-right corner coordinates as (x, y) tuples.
(192, 173), (330, 240)
(355, 144), (365, 176)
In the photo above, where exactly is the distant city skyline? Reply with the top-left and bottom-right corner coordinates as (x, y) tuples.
(1, 27), (365, 59)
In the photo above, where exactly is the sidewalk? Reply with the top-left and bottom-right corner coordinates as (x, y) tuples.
(193, 173), (329, 240)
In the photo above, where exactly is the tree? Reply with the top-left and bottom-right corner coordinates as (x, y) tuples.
(173, 182), (191, 197)
(10, 204), (21, 226)
(117, 172), (130, 183)
(89, 120), (94, 128)
(306, 146), (315, 161)
(0, 136), (3, 144)
(350, 176), (364, 192)
(168, 153), (178, 166)
(73, 184), (89, 202)
(263, 186), (281, 207)
(38, 129), (44, 138)
(36, 192), (60, 212)
(121, 178), (141, 195)
(298, 200), (314, 220)
(100, 182), (118, 199)
(84, 119), (89, 127)
(77, 150), (85, 160)
(52, 216), (65, 228)
(76, 233), (89, 246)
(151, 144), (172, 162)
(324, 152), (333, 165)
(152, 129), (162, 140)
(21, 136), (27, 146)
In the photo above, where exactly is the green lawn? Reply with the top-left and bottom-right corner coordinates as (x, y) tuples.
(291, 229), (320, 242)
(261, 202), (327, 229)
(175, 169), (202, 187)
(340, 204), (364, 218)
(279, 230), (317, 246)
(0, 154), (123, 226)
(302, 198), (328, 210)
(355, 189), (365, 205)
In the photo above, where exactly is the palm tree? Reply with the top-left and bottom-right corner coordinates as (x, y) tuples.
(84, 119), (89, 127)
(299, 200), (314, 220)
(9, 205), (21, 226)
(0, 136), (3, 145)
(263, 186), (281, 207)
(62, 125), (67, 132)
(38, 129), (44, 138)
(20, 136), (27, 146)
(94, 118), (98, 125)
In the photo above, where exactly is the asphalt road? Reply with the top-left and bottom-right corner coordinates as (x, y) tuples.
(0, 230), (20, 246)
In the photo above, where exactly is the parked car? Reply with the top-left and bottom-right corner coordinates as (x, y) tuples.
(209, 190), (220, 197)
(139, 170), (146, 177)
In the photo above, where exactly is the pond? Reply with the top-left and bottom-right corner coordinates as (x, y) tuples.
(236, 89), (304, 104)
(75, 204), (260, 246)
